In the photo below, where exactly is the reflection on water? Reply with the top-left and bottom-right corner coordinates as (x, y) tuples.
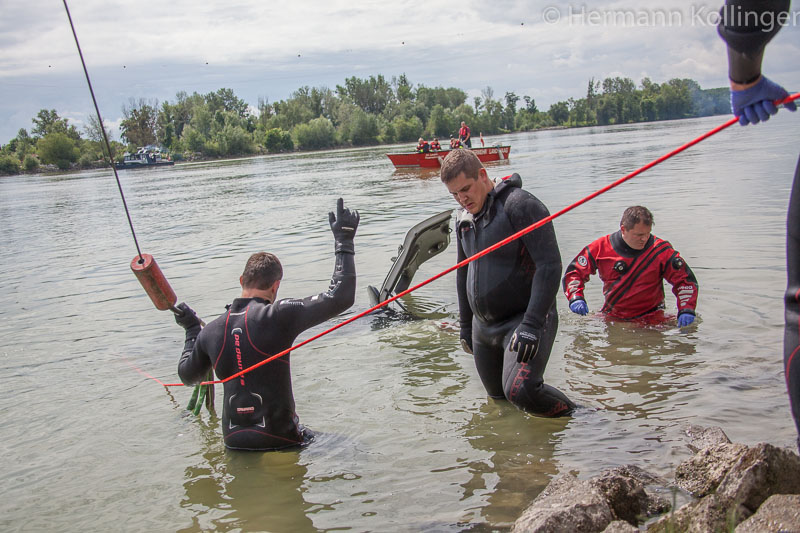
(565, 317), (699, 418)
(1, 115), (798, 531)
(460, 403), (566, 530)
(180, 418), (317, 533)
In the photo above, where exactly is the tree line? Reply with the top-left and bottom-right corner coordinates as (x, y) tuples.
(0, 74), (729, 175)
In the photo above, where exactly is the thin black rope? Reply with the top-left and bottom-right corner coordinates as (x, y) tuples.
(62, 0), (144, 262)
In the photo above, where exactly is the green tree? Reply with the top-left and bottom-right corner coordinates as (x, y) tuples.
(503, 92), (519, 130)
(428, 104), (458, 137)
(346, 109), (380, 145)
(337, 75), (394, 115)
(23, 155), (39, 172)
(0, 155), (21, 175)
(596, 96), (616, 125)
(205, 88), (249, 118)
(392, 115), (423, 142)
(120, 98), (159, 147)
(293, 117), (336, 150)
(31, 109), (80, 141)
(394, 74), (414, 102)
(38, 132), (78, 169)
(264, 128), (293, 153)
(548, 101), (570, 125)
(213, 124), (254, 156)
(640, 97), (658, 121)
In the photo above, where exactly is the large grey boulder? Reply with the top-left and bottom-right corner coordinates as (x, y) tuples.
(511, 466), (669, 532)
(512, 427), (800, 533)
(651, 441), (800, 532)
(601, 521), (638, 533)
(715, 443), (800, 512)
(685, 424), (732, 452)
(511, 474), (614, 533)
(734, 494), (800, 532)
(674, 442), (749, 496)
(646, 493), (749, 533)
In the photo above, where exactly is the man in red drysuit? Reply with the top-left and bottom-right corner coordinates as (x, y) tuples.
(562, 206), (698, 324)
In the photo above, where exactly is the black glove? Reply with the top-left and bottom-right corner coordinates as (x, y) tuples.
(329, 197), (359, 254)
(174, 302), (201, 331)
(460, 325), (473, 355)
(509, 323), (541, 363)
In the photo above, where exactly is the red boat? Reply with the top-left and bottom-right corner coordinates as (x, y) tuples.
(386, 146), (511, 168)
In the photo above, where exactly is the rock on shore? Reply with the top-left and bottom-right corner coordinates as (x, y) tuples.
(512, 426), (800, 532)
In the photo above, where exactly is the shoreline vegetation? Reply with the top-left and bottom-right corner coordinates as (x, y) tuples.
(0, 73), (730, 176)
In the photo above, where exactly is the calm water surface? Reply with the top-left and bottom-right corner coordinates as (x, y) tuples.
(1, 114), (797, 532)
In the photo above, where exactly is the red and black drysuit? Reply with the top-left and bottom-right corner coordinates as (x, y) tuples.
(457, 173), (575, 416)
(562, 231), (698, 321)
(177, 252), (355, 451)
(718, 0), (800, 451)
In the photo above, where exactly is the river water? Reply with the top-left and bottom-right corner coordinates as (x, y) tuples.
(1, 114), (797, 532)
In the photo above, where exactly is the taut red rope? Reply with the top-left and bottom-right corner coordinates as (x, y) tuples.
(161, 93), (799, 388)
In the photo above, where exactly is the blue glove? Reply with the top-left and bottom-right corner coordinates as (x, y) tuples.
(569, 299), (588, 316)
(509, 323), (541, 363)
(731, 77), (796, 126)
(677, 313), (695, 328)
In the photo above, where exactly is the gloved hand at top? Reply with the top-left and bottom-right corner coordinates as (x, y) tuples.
(329, 197), (359, 254)
(731, 76), (796, 126)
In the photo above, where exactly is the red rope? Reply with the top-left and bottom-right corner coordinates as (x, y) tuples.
(162, 93), (799, 388)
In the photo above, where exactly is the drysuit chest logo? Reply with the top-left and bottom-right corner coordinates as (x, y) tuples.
(233, 332), (245, 385)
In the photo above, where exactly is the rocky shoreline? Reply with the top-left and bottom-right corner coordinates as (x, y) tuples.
(513, 426), (800, 532)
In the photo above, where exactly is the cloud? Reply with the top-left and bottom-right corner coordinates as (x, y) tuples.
(1, 0), (798, 143)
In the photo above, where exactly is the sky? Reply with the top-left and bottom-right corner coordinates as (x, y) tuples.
(1, 0), (798, 143)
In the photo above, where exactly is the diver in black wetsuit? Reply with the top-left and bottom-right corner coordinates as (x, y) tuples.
(174, 198), (359, 451)
(717, 0), (799, 451)
(441, 149), (575, 416)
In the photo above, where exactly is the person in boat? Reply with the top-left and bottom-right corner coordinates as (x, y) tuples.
(430, 137), (442, 151)
(563, 206), (698, 325)
(459, 121), (472, 148)
(716, 0), (798, 451)
(416, 137), (430, 153)
(479, 132), (485, 147)
(173, 198), (359, 451)
(441, 149), (576, 417)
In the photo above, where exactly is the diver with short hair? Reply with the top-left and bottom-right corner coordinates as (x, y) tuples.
(441, 149), (575, 417)
(174, 198), (359, 451)
(562, 206), (699, 323)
